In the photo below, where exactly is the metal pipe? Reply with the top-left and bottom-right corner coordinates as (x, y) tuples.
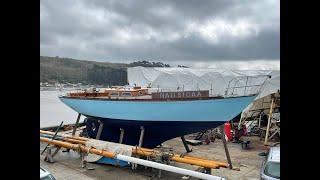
(96, 120), (104, 140)
(138, 126), (145, 147)
(180, 136), (192, 153)
(119, 128), (124, 144)
(40, 137), (224, 180)
(117, 154), (225, 180)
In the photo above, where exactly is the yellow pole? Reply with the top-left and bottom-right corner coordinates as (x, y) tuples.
(132, 148), (226, 169)
(40, 131), (228, 169)
(40, 130), (88, 141)
(40, 137), (115, 158)
(264, 97), (275, 145)
(137, 147), (228, 167)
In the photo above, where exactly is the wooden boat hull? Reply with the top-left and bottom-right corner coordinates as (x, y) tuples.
(59, 95), (256, 148)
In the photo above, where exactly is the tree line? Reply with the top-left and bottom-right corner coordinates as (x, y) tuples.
(40, 56), (171, 86)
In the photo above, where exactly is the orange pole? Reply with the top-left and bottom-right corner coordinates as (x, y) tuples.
(40, 131), (228, 168)
(181, 156), (228, 167)
(137, 147), (228, 168)
(133, 148), (220, 169)
(40, 130), (88, 141)
(40, 137), (115, 158)
(63, 138), (87, 145)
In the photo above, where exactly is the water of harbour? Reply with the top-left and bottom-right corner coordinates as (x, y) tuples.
(40, 90), (85, 128)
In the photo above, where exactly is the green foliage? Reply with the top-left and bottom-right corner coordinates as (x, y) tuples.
(128, 60), (170, 67)
(40, 56), (170, 85)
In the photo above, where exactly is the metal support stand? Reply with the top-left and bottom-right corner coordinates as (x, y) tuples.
(182, 167), (211, 179)
(119, 128), (125, 144)
(41, 121), (64, 155)
(204, 168), (211, 175)
(72, 113), (81, 136)
(80, 152), (88, 168)
(181, 136), (192, 153)
(133, 126), (145, 170)
(44, 145), (60, 163)
(96, 120), (104, 140)
(158, 169), (162, 178)
(138, 126), (145, 147)
(51, 147), (61, 157)
(220, 126), (233, 169)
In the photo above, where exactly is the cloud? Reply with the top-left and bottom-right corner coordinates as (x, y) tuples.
(40, 0), (279, 68)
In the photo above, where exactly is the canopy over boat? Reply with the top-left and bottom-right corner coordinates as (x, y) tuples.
(127, 67), (279, 99)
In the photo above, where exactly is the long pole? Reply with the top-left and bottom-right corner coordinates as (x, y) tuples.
(220, 126), (233, 169)
(41, 121), (63, 155)
(40, 131), (228, 169)
(118, 154), (224, 180)
(40, 137), (224, 180)
(264, 97), (275, 145)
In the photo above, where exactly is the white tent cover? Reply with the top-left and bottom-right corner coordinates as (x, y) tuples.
(128, 66), (279, 99)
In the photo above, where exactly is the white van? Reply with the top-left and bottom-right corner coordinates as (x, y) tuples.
(40, 167), (56, 180)
(260, 146), (280, 180)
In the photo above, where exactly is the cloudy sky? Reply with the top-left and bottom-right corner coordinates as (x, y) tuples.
(40, 0), (279, 70)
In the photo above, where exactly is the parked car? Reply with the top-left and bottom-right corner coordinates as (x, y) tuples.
(40, 167), (56, 180)
(259, 145), (280, 180)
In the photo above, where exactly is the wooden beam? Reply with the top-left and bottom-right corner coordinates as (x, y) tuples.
(264, 97), (275, 145)
(220, 126), (233, 169)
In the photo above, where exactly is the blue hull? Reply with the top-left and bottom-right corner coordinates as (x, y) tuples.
(85, 117), (225, 148)
(59, 95), (256, 148)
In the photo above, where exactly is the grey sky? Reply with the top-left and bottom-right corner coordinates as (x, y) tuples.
(40, 0), (280, 69)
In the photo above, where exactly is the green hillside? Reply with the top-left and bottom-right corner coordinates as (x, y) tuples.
(40, 56), (170, 85)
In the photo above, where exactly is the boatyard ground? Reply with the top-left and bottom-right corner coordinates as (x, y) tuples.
(40, 135), (268, 180)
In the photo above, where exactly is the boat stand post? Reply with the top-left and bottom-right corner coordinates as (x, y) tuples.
(96, 120), (104, 140)
(158, 169), (162, 178)
(51, 146), (61, 158)
(181, 136), (192, 153)
(80, 152), (88, 168)
(220, 126), (233, 169)
(72, 113), (81, 136)
(119, 128), (125, 144)
(138, 126), (145, 147)
(44, 145), (59, 163)
(204, 168), (211, 175)
(133, 126), (145, 170)
(41, 121), (64, 155)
